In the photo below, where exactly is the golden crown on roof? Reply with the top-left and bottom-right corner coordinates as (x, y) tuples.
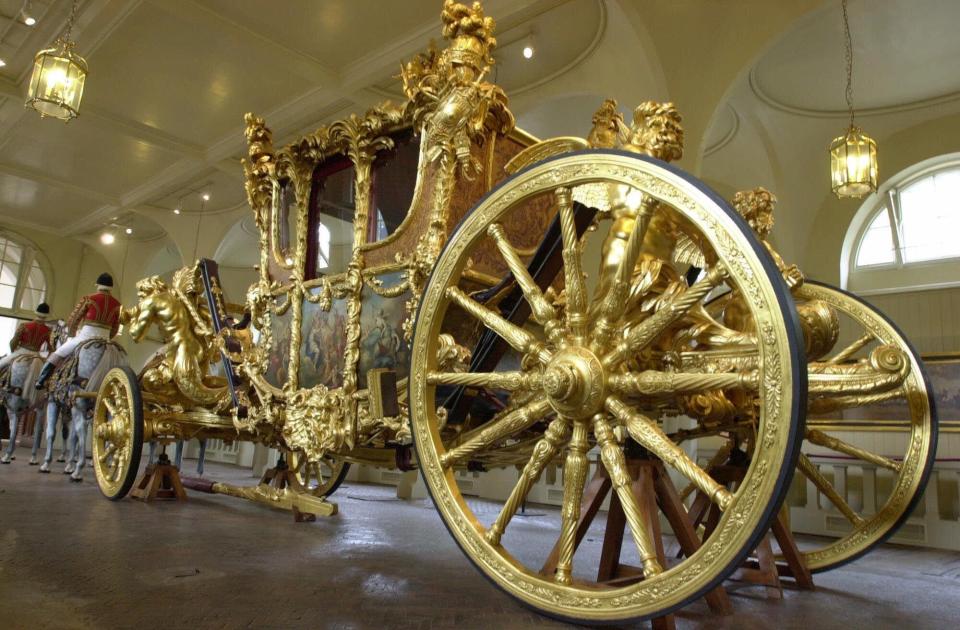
(440, 0), (497, 70)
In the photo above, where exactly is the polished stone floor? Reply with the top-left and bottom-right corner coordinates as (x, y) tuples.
(1, 446), (959, 629)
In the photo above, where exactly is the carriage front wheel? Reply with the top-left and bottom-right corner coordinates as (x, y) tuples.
(409, 151), (805, 624)
(92, 366), (144, 500)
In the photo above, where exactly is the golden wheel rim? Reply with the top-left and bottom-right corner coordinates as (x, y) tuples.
(409, 152), (803, 623)
(92, 367), (142, 499)
(789, 281), (937, 571)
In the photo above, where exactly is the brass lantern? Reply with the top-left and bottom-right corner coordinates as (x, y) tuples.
(830, 125), (877, 198)
(829, 0), (878, 199)
(25, 0), (87, 122)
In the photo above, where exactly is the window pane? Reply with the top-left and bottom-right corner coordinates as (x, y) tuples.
(899, 168), (960, 263)
(0, 241), (22, 264)
(26, 263), (44, 291)
(19, 288), (43, 311)
(369, 130), (419, 243)
(0, 315), (21, 350)
(0, 284), (14, 309)
(309, 159), (355, 277)
(0, 261), (19, 286)
(856, 210), (896, 266)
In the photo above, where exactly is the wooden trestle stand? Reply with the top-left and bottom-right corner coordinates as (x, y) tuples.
(542, 451), (733, 630)
(687, 453), (815, 597)
(259, 456), (315, 522)
(131, 450), (187, 502)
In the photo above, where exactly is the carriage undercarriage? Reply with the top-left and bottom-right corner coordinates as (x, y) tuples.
(88, 1), (936, 624)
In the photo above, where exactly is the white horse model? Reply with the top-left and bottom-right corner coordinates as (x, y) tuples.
(42, 338), (127, 480)
(0, 351), (44, 463)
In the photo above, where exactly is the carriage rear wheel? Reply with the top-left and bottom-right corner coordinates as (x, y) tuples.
(409, 151), (805, 624)
(786, 281), (937, 571)
(92, 366), (144, 500)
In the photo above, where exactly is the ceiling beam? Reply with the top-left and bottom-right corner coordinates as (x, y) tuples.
(145, 0), (339, 87)
(0, 161), (118, 204)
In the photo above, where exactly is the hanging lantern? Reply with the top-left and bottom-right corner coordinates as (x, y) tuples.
(25, 0), (87, 122)
(829, 0), (878, 199)
(830, 125), (877, 198)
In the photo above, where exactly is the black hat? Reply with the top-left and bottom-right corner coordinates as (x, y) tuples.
(96, 272), (114, 288)
(36, 303), (50, 315)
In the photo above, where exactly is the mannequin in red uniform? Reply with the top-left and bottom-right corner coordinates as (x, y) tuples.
(1, 303), (52, 463)
(35, 273), (120, 389)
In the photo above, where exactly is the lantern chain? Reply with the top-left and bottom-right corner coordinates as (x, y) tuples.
(60, 0), (80, 44)
(841, 0), (855, 128)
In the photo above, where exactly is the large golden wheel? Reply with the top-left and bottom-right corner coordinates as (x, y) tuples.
(92, 366), (144, 501)
(409, 151), (805, 624)
(789, 281), (937, 571)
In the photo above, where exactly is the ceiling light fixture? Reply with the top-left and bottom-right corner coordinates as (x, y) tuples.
(173, 208), (181, 215)
(522, 44), (534, 59)
(100, 232), (115, 245)
(25, 0), (88, 122)
(829, 0), (877, 199)
(125, 227), (133, 235)
(0, 60), (6, 68)
(24, 16), (36, 26)
(201, 192), (210, 201)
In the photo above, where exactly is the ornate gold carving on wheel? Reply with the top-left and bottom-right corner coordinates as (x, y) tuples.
(92, 367), (144, 500)
(409, 148), (803, 623)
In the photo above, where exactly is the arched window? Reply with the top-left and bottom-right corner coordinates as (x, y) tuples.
(845, 154), (960, 293)
(0, 233), (48, 313)
(854, 163), (960, 268)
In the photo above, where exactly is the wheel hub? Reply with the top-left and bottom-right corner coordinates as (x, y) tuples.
(543, 347), (605, 417)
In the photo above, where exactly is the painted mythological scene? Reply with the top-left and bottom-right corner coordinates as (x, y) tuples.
(358, 271), (410, 389)
(262, 304), (292, 389)
(299, 291), (348, 389)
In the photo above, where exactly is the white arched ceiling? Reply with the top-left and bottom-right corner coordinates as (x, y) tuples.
(213, 214), (259, 269)
(700, 0), (960, 275)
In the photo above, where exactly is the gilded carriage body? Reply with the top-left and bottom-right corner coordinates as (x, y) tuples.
(92, 1), (936, 624)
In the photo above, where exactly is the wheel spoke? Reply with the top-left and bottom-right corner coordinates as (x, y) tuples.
(98, 442), (116, 464)
(446, 286), (552, 364)
(680, 440), (734, 502)
(593, 414), (663, 578)
(609, 370), (759, 397)
(427, 371), (541, 392)
(606, 396), (732, 510)
(440, 397), (553, 469)
(556, 187), (589, 342)
(797, 453), (865, 526)
(488, 223), (561, 341)
(826, 332), (873, 364)
(591, 198), (654, 349)
(603, 265), (727, 367)
(554, 419), (590, 584)
(486, 418), (569, 546)
(806, 429), (901, 472)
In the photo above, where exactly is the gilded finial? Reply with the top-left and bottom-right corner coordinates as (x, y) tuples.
(732, 187), (777, 240)
(244, 112), (274, 164)
(623, 101), (684, 162)
(587, 99), (628, 149)
(440, 0), (497, 73)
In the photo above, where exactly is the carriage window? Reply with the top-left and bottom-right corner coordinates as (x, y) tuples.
(369, 131), (419, 243)
(307, 157), (356, 279)
(276, 180), (297, 265)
